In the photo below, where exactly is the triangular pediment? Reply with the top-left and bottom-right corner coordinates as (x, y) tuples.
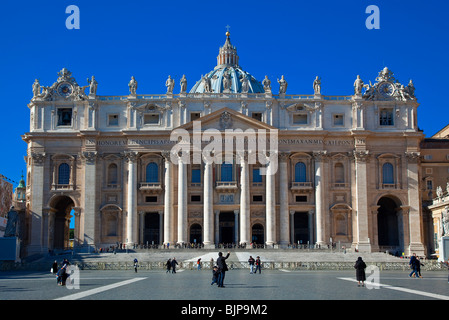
(177, 107), (276, 131)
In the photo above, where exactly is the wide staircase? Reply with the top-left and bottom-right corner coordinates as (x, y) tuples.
(7, 247), (441, 272)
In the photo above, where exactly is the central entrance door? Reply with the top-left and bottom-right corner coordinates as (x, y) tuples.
(144, 212), (160, 245)
(294, 212), (309, 244)
(252, 223), (264, 245)
(219, 211), (235, 244)
(190, 224), (202, 244)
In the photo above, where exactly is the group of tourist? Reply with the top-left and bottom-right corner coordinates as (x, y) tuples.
(354, 253), (449, 287)
(165, 257), (179, 273)
(51, 258), (71, 286)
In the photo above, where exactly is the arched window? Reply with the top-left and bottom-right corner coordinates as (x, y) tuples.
(382, 163), (394, 184)
(146, 162), (159, 183)
(108, 163), (118, 184)
(334, 163), (344, 183)
(221, 162), (233, 182)
(58, 163), (70, 185)
(294, 162), (306, 182)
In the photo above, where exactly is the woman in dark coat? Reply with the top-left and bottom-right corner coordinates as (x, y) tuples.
(354, 257), (367, 287)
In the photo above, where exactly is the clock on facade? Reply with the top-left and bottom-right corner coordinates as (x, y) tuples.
(57, 82), (73, 97)
(378, 82), (394, 97)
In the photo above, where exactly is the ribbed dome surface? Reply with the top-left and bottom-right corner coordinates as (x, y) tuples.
(189, 32), (264, 94)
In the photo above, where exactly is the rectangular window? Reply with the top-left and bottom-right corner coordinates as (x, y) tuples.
(252, 112), (262, 121)
(292, 114), (308, 125)
(191, 169), (201, 183)
(426, 180), (433, 190)
(333, 114), (344, 126)
(191, 195), (201, 202)
(144, 114), (160, 125)
(57, 108), (72, 126)
(145, 196), (158, 203)
(295, 195), (307, 202)
(108, 114), (119, 126)
(190, 112), (201, 121)
(379, 109), (394, 126)
(252, 195), (263, 202)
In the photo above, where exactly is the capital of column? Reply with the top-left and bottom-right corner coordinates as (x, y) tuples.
(312, 150), (327, 162)
(279, 152), (290, 162)
(31, 152), (46, 165)
(161, 150), (173, 161)
(405, 151), (420, 163)
(81, 151), (98, 164)
(353, 150), (370, 163)
(124, 151), (139, 162)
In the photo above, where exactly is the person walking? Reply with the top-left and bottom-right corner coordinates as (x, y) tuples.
(52, 260), (58, 274)
(409, 253), (419, 278)
(255, 256), (262, 274)
(166, 258), (172, 273)
(197, 258), (202, 270)
(134, 258), (138, 273)
(171, 257), (178, 273)
(416, 256), (423, 278)
(248, 256), (255, 274)
(217, 251), (230, 288)
(354, 257), (367, 287)
(211, 266), (219, 285)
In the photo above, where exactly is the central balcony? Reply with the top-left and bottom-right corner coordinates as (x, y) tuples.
(139, 182), (163, 193)
(215, 181), (238, 191)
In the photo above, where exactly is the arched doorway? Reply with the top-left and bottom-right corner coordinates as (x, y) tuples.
(219, 211), (234, 244)
(144, 212), (160, 245)
(190, 224), (202, 244)
(251, 223), (264, 245)
(377, 196), (403, 253)
(51, 195), (75, 249)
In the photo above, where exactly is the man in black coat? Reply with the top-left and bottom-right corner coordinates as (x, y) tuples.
(171, 257), (178, 273)
(217, 251), (230, 287)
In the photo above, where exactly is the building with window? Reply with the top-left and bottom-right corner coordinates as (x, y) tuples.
(22, 32), (427, 256)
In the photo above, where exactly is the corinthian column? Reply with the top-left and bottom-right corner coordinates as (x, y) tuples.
(266, 152), (277, 246)
(405, 151), (425, 256)
(177, 156), (187, 245)
(353, 150), (371, 252)
(125, 151), (138, 246)
(82, 151), (98, 249)
(313, 151), (327, 247)
(203, 156), (214, 248)
(239, 152), (250, 245)
(279, 152), (289, 247)
(162, 151), (174, 246)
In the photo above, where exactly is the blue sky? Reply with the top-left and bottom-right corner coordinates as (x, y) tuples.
(1, 0), (448, 187)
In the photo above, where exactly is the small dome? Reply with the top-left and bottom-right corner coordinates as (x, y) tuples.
(189, 32), (264, 94)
